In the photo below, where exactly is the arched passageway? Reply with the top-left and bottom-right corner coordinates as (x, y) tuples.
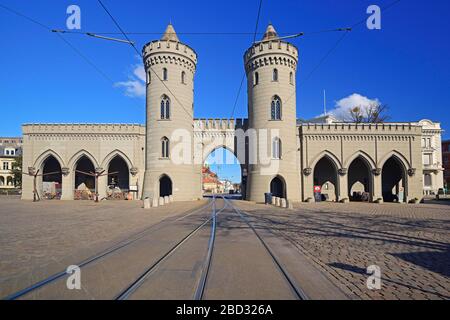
(348, 157), (372, 202)
(382, 156), (407, 202)
(202, 147), (242, 196)
(160, 175), (172, 197)
(74, 156), (95, 200)
(107, 155), (130, 200)
(270, 176), (286, 198)
(313, 156), (338, 201)
(107, 156), (129, 190)
(42, 155), (62, 200)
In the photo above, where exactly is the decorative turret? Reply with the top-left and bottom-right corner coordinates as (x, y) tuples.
(262, 23), (279, 41)
(244, 23), (301, 202)
(141, 24), (199, 201)
(161, 23), (180, 42)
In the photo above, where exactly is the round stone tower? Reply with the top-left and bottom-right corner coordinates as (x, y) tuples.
(142, 24), (199, 201)
(244, 24), (301, 202)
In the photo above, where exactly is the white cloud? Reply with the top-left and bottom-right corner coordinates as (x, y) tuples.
(133, 65), (146, 82)
(115, 64), (146, 98)
(328, 93), (380, 121)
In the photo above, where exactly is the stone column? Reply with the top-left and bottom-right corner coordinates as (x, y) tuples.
(372, 168), (383, 202)
(302, 167), (314, 202)
(338, 168), (349, 202)
(97, 168), (107, 200)
(61, 168), (73, 200)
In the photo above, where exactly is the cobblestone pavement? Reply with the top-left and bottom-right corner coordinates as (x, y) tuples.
(235, 201), (450, 300)
(0, 197), (207, 298)
(1, 197), (449, 300)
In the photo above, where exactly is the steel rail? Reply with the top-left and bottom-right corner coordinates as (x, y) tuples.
(193, 196), (219, 300)
(224, 198), (309, 300)
(3, 199), (214, 300)
(116, 197), (225, 300)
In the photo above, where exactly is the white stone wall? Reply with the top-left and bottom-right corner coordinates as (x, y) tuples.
(300, 122), (424, 203)
(21, 124), (145, 200)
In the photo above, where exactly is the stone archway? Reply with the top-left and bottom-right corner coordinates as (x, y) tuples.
(382, 156), (407, 202)
(160, 175), (172, 197)
(202, 146), (242, 196)
(74, 156), (95, 200)
(348, 157), (373, 202)
(313, 156), (339, 201)
(270, 175), (286, 198)
(107, 155), (130, 191)
(41, 155), (62, 200)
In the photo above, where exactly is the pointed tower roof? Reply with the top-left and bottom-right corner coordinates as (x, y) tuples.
(262, 23), (279, 41)
(161, 23), (179, 42)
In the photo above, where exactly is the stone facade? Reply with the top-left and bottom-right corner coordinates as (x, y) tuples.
(418, 119), (444, 195)
(20, 24), (444, 204)
(0, 137), (22, 189)
(21, 124), (145, 200)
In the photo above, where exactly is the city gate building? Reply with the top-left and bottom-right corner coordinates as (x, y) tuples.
(21, 24), (444, 203)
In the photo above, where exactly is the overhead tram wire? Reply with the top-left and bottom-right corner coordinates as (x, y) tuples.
(277, 0), (404, 159)
(227, 11), (351, 118)
(51, 27), (353, 37)
(283, 0), (403, 107)
(0, 3), (114, 84)
(229, 0), (263, 120)
(228, 0), (402, 120)
(96, 0), (193, 121)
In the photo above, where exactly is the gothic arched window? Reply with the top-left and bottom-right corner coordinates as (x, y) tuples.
(160, 95), (170, 120)
(163, 68), (168, 81)
(289, 71), (293, 85)
(272, 137), (282, 159)
(271, 96), (282, 120)
(254, 72), (259, 85)
(147, 71), (151, 85)
(161, 137), (169, 158)
(272, 68), (278, 82)
(181, 71), (186, 84)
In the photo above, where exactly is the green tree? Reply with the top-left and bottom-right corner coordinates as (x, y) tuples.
(10, 155), (22, 188)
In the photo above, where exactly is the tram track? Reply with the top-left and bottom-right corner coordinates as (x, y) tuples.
(4, 199), (215, 300)
(116, 196), (223, 300)
(5, 197), (309, 300)
(221, 198), (309, 300)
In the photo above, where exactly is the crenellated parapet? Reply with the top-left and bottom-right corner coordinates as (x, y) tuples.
(22, 123), (145, 135)
(193, 118), (248, 131)
(244, 40), (298, 73)
(142, 40), (197, 74)
(299, 122), (423, 141)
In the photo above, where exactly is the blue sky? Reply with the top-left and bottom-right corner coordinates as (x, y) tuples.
(1, 0), (449, 181)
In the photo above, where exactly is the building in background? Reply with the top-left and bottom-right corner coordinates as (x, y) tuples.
(202, 165), (222, 194)
(442, 140), (450, 190)
(419, 120), (444, 195)
(219, 179), (234, 194)
(0, 137), (22, 189)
